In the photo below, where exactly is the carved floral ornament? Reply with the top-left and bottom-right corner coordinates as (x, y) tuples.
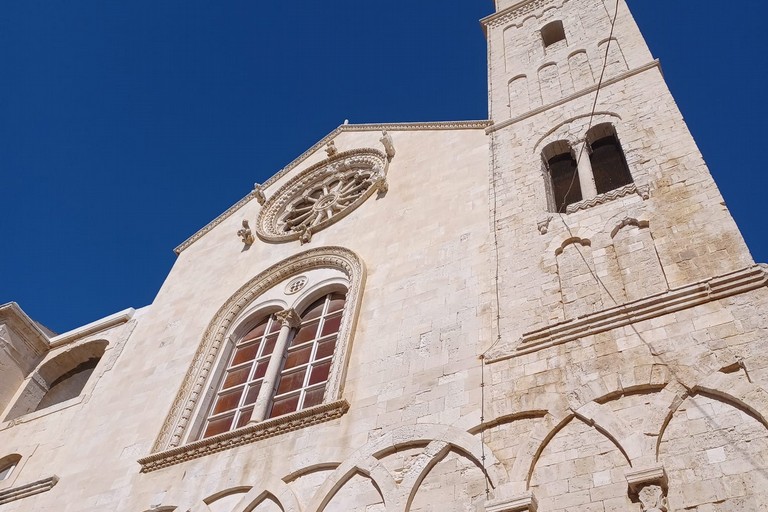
(256, 140), (393, 245)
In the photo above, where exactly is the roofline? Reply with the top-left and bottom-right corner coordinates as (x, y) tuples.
(173, 120), (491, 255)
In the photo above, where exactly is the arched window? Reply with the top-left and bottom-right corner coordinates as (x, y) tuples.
(200, 292), (348, 439)
(202, 314), (281, 438)
(587, 123), (633, 194)
(543, 140), (582, 212)
(4, 340), (107, 420)
(270, 292), (345, 418)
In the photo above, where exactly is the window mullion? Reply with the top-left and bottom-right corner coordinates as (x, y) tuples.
(248, 309), (300, 423)
(574, 141), (598, 200)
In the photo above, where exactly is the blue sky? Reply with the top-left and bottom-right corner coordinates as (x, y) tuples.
(1, 1), (765, 333)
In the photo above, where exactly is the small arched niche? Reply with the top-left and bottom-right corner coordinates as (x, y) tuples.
(5, 340), (108, 420)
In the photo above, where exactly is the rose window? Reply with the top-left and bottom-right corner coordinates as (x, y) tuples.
(256, 148), (390, 244)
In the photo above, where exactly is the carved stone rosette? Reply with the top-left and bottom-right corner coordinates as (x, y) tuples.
(256, 148), (388, 244)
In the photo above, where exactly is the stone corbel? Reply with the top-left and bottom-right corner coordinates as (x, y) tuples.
(626, 465), (668, 512)
(485, 492), (538, 512)
(537, 214), (553, 235)
(253, 183), (267, 205)
(237, 220), (255, 245)
(636, 184), (650, 200)
(380, 130), (395, 161)
(298, 224), (312, 245)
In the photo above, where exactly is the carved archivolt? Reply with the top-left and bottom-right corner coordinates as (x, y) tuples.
(256, 149), (388, 244)
(150, 246), (366, 453)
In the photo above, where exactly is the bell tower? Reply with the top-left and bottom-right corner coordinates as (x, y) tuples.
(480, 2), (768, 511)
(480, 0), (754, 336)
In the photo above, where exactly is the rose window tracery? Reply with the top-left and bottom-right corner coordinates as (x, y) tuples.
(256, 147), (390, 244)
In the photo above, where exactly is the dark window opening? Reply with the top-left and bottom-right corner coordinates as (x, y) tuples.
(548, 152), (582, 212)
(35, 357), (100, 411)
(589, 132), (633, 194)
(541, 21), (566, 48)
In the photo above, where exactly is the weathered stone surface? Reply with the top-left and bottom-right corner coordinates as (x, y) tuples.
(0, 1), (766, 511)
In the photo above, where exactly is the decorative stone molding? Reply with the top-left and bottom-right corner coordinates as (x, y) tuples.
(379, 130), (395, 161)
(151, 246), (365, 452)
(486, 492), (538, 512)
(138, 400), (349, 473)
(626, 465), (668, 512)
(173, 120), (489, 255)
(486, 265), (768, 362)
(487, 61), (662, 134)
(253, 183), (267, 206)
(564, 183), (642, 214)
(237, 220), (255, 245)
(481, 0), (566, 29)
(256, 148), (389, 244)
(0, 475), (59, 505)
(274, 308), (301, 329)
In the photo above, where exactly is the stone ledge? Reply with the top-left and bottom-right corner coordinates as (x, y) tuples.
(486, 491), (538, 512)
(0, 475), (59, 505)
(487, 265), (768, 362)
(138, 400), (349, 473)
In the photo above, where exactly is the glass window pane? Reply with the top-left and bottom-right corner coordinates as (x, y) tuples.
(276, 368), (307, 395)
(301, 299), (325, 320)
(316, 337), (337, 360)
(262, 334), (279, 355)
(327, 294), (346, 313)
(268, 317), (281, 334)
(292, 321), (319, 346)
(254, 359), (269, 379)
(204, 415), (234, 438)
(284, 345), (312, 369)
(269, 394), (300, 418)
(241, 320), (268, 343)
(232, 343), (260, 365)
(303, 386), (325, 408)
(321, 314), (342, 337)
(222, 367), (250, 389)
(309, 361), (331, 386)
(213, 389), (243, 414)
(243, 383), (261, 405)
(236, 407), (254, 428)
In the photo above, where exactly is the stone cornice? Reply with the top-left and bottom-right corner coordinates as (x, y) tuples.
(486, 265), (768, 362)
(482, 0), (563, 29)
(173, 120), (491, 255)
(0, 476), (59, 505)
(0, 302), (50, 355)
(49, 307), (134, 348)
(138, 399), (349, 473)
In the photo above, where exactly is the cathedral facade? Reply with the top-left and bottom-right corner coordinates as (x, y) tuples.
(1, 1), (767, 511)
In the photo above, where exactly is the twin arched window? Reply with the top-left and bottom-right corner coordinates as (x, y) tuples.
(543, 123), (633, 212)
(201, 292), (347, 439)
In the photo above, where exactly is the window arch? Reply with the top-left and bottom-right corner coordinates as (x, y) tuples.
(587, 123), (633, 194)
(543, 140), (582, 212)
(200, 288), (349, 439)
(4, 340), (108, 421)
(269, 292), (346, 419)
(152, 247), (365, 452)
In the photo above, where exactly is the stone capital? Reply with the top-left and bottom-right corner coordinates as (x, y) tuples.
(274, 309), (301, 329)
